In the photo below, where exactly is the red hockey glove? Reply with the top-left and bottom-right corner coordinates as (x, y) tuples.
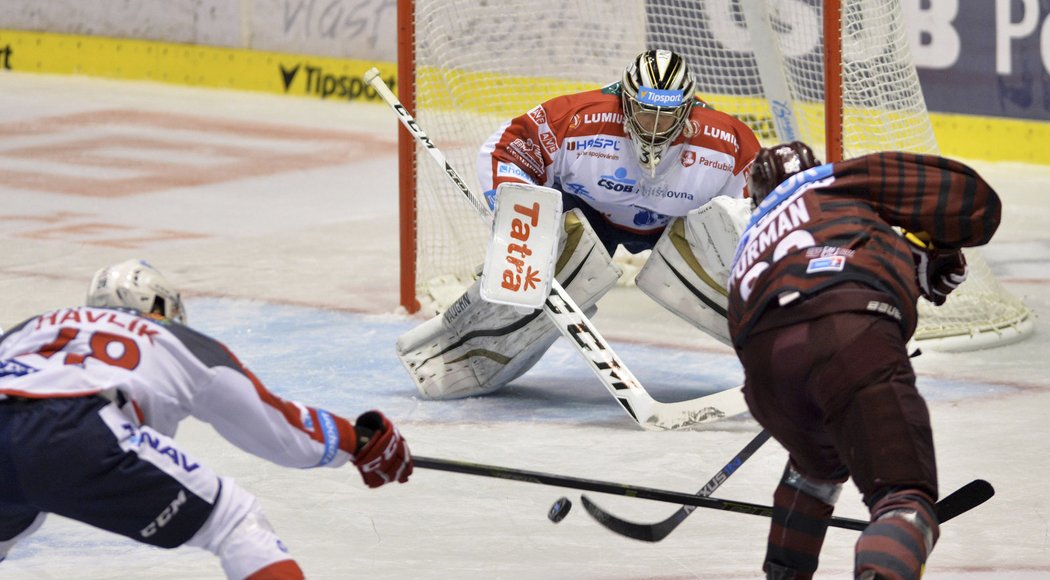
(907, 234), (967, 306)
(352, 411), (413, 488)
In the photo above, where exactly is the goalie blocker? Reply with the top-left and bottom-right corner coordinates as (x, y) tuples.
(479, 182), (564, 310)
(397, 209), (622, 399)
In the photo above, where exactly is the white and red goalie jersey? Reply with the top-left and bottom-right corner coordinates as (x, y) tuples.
(478, 83), (761, 234)
(0, 306), (358, 470)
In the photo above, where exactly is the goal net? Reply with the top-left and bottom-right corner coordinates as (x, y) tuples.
(397, 0), (1032, 351)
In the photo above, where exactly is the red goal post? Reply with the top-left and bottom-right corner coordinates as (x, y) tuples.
(395, 0), (1032, 351)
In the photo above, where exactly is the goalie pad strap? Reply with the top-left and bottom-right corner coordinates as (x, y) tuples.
(397, 209), (622, 400)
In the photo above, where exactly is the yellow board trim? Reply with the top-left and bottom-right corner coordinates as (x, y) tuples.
(930, 112), (1050, 165)
(0, 28), (396, 102)
(3, 28), (1049, 164)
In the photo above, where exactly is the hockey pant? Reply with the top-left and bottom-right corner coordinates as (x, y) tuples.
(397, 209), (622, 399)
(0, 396), (302, 579)
(739, 307), (939, 579)
(636, 195), (751, 346)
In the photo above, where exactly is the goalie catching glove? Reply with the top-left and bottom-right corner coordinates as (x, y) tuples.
(352, 411), (413, 488)
(904, 231), (968, 306)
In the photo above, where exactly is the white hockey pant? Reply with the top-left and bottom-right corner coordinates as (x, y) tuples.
(635, 196), (752, 346)
(186, 477), (298, 579)
(397, 209), (622, 399)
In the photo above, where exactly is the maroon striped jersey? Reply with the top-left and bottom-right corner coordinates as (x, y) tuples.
(727, 152), (1002, 346)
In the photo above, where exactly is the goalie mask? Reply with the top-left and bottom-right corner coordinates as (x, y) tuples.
(747, 141), (821, 207)
(87, 259), (186, 324)
(621, 49), (696, 176)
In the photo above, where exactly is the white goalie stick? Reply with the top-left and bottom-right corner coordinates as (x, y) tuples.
(365, 68), (748, 430)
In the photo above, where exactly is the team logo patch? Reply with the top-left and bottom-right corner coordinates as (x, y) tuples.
(539, 131), (558, 155)
(0, 359), (38, 378)
(806, 255), (846, 273)
(681, 151), (696, 167)
(566, 137), (620, 151)
(564, 182), (594, 199)
(598, 168), (636, 192)
(527, 105), (548, 127)
(496, 162), (535, 183)
(632, 208), (664, 228)
(508, 138), (544, 174)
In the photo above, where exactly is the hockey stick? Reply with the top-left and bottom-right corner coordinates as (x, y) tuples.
(581, 451), (994, 540)
(365, 68), (748, 430)
(581, 429), (772, 541)
(414, 454), (994, 532)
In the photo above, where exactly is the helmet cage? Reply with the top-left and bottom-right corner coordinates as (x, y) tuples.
(621, 50), (696, 173)
(623, 97), (692, 147)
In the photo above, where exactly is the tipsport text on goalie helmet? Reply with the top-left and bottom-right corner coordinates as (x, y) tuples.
(621, 49), (696, 177)
(86, 259), (187, 324)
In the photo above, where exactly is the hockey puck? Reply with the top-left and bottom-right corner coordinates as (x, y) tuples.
(548, 496), (572, 523)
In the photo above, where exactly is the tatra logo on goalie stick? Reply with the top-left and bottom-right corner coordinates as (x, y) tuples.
(365, 67), (748, 430)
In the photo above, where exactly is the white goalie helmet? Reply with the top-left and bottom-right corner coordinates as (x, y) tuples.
(621, 49), (696, 175)
(86, 259), (186, 324)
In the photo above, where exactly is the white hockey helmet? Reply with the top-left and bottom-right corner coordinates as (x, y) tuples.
(86, 259), (186, 324)
(621, 49), (696, 175)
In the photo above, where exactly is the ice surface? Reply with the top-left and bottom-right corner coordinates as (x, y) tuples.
(0, 73), (1047, 579)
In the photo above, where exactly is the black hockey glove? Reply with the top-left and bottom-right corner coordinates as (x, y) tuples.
(905, 231), (967, 306)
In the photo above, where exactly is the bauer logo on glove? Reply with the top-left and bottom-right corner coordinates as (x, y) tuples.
(903, 230), (968, 306)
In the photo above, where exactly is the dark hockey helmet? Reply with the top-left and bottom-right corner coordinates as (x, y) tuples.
(621, 49), (696, 175)
(747, 141), (820, 206)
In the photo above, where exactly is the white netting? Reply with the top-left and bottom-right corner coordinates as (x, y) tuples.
(405, 0), (1031, 350)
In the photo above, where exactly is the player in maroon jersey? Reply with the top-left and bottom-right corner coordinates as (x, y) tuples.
(727, 142), (1001, 579)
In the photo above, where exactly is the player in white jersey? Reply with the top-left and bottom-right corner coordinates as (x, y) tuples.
(0, 260), (412, 579)
(398, 50), (762, 400)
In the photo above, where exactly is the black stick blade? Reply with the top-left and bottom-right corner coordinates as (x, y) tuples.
(936, 479), (994, 524)
(581, 495), (660, 542)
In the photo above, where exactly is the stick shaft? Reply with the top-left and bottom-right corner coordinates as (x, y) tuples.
(416, 455), (994, 533)
(581, 429), (773, 541)
(414, 453), (869, 531)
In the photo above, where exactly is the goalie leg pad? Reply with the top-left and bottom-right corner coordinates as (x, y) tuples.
(397, 209), (622, 400)
(635, 196), (751, 346)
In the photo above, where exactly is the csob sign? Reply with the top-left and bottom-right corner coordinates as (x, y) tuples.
(906, 0), (1050, 120)
(689, 0), (1050, 121)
